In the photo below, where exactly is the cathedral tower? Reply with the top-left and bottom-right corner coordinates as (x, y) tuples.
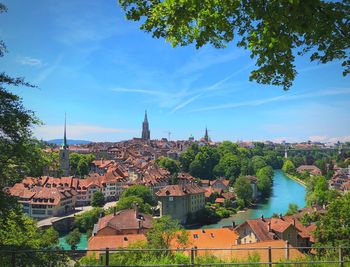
(59, 115), (70, 176)
(204, 127), (209, 142)
(141, 110), (150, 140)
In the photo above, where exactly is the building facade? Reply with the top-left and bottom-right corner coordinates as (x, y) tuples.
(156, 184), (205, 224)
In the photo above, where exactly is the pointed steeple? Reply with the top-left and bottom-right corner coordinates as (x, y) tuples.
(141, 110), (150, 140)
(204, 126), (209, 142)
(62, 114), (68, 149)
(144, 110), (148, 123)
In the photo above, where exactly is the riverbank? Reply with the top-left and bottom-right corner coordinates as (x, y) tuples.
(283, 172), (306, 186)
(198, 170), (306, 229)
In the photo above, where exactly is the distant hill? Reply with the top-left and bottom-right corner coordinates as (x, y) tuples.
(46, 139), (92, 145)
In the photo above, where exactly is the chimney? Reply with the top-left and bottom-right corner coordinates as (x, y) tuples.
(113, 206), (116, 216)
(134, 202), (139, 219)
(268, 222), (271, 232)
(261, 214), (264, 221)
(292, 218), (296, 226)
(232, 221), (236, 229)
(279, 213), (283, 220)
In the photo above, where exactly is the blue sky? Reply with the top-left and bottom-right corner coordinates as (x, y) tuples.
(1, 0), (349, 143)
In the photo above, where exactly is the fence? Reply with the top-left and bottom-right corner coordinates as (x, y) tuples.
(1, 246), (349, 267)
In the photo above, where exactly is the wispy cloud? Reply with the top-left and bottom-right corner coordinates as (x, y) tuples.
(18, 56), (43, 67)
(191, 87), (350, 112)
(33, 54), (64, 85)
(202, 63), (254, 92)
(177, 49), (245, 75)
(34, 124), (137, 140)
(170, 94), (201, 114)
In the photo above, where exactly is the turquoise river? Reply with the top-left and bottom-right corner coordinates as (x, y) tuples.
(202, 169), (306, 228)
(59, 170), (306, 249)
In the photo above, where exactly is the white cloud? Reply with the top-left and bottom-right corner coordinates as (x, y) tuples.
(34, 124), (137, 140)
(19, 56), (43, 67)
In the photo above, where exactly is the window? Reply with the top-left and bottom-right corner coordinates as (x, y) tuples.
(193, 234), (198, 239)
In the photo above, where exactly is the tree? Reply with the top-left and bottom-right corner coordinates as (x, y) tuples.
(257, 173), (272, 197)
(285, 203), (299, 216)
(179, 143), (198, 172)
(216, 141), (239, 156)
(189, 146), (219, 179)
(282, 159), (296, 174)
(75, 207), (103, 232)
(213, 153), (241, 179)
(69, 153), (95, 176)
(234, 176), (253, 207)
(0, 193), (66, 265)
(315, 193), (350, 248)
(240, 158), (254, 176)
(146, 216), (188, 249)
(119, 1), (350, 90)
(116, 195), (152, 214)
(156, 156), (180, 174)
(121, 185), (155, 205)
(251, 156), (267, 174)
(66, 228), (81, 250)
(306, 176), (339, 206)
(91, 191), (105, 207)
(77, 158), (89, 177)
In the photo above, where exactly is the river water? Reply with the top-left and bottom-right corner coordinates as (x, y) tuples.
(201, 169), (306, 228)
(58, 170), (305, 248)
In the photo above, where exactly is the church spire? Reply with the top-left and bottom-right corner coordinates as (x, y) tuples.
(144, 110), (148, 123)
(141, 110), (150, 140)
(62, 114), (68, 149)
(204, 126), (209, 142)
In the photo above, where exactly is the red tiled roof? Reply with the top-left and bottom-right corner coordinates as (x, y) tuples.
(156, 184), (205, 197)
(96, 209), (153, 233)
(88, 234), (147, 258)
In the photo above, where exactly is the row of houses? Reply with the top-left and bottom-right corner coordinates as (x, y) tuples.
(87, 205), (314, 261)
(7, 159), (172, 219)
(329, 165), (350, 192)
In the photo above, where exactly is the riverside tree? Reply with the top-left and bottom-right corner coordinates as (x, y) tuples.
(234, 176), (253, 207)
(66, 228), (81, 250)
(118, 0), (349, 90)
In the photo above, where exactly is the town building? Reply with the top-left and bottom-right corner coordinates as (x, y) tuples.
(170, 228), (303, 262)
(296, 165), (322, 176)
(92, 205), (153, 236)
(156, 184), (206, 224)
(8, 179), (77, 219)
(234, 214), (315, 249)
